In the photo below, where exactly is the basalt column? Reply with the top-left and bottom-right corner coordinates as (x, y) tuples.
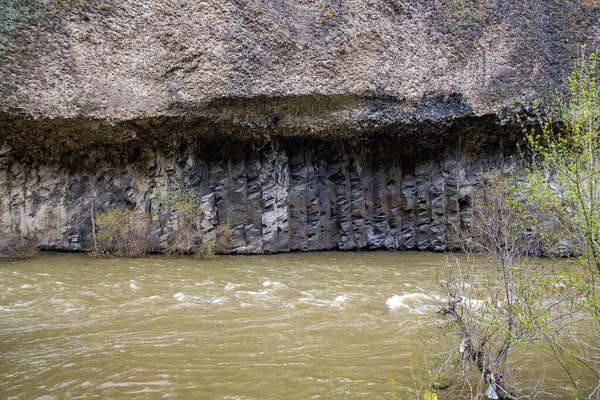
(0, 138), (509, 254)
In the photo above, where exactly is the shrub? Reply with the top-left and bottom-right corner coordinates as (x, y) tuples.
(215, 223), (233, 252)
(164, 227), (202, 256)
(91, 208), (157, 257)
(162, 186), (206, 256)
(165, 185), (204, 225)
(514, 44), (600, 397)
(192, 224), (233, 259)
(196, 238), (217, 259)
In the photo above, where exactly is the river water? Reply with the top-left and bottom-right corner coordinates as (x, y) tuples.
(0, 252), (586, 399)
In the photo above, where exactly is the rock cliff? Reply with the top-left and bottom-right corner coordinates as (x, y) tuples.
(1, 0), (599, 253)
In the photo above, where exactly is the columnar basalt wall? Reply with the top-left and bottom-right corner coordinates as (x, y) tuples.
(0, 133), (515, 254)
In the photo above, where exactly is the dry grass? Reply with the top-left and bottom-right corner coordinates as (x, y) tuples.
(91, 208), (158, 257)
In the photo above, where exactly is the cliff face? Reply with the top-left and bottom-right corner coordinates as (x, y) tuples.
(0, 134), (515, 253)
(3, 0), (599, 126)
(1, 0), (599, 253)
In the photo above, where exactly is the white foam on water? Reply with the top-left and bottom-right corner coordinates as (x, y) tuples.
(49, 299), (83, 314)
(225, 282), (242, 290)
(234, 289), (282, 308)
(97, 380), (171, 389)
(386, 295), (403, 310)
(331, 295), (346, 307)
(262, 281), (289, 293)
(262, 280), (284, 288)
(20, 284), (33, 289)
(129, 280), (139, 290)
(386, 293), (432, 313)
(299, 289), (345, 308)
(50, 380), (78, 390)
(235, 290), (262, 298)
(464, 298), (485, 310)
(173, 292), (186, 302)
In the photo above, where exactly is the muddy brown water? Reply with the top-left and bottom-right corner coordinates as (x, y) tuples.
(0, 252), (585, 399)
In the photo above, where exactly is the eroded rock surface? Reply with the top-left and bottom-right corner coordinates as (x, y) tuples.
(2, 1), (600, 128)
(1, 1), (599, 253)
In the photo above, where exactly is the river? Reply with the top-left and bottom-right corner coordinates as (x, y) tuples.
(0, 252), (587, 399)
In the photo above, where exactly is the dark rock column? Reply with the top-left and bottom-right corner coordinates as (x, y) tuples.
(260, 150), (290, 253)
(245, 156), (263, 253)
(331, 162), (355, 250)
(289, 148), (309, 251)
(350, 163), (368, 249)
(401, 173), (417, 250)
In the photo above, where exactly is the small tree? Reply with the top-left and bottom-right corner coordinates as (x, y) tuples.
(523, 45), (600, 271)
(517, 44), (600, 397)
(417, 46), (600, 399)
(423, 174), (569, 400)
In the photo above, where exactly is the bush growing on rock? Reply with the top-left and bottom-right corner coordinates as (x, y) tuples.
(192, 223), (233, 259)
(195, 238), (218, 259)
(162, 185), (209, 256)
(215, 223), (233, 252)
(160, 186), (233, 258)
(165, 186), (204, 225)
(91, 208), (157, 257)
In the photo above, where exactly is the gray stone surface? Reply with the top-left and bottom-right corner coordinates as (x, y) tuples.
(1, 1), (599, 131)
(0, 138), (506, 253)
(1, 1), (599, 254)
